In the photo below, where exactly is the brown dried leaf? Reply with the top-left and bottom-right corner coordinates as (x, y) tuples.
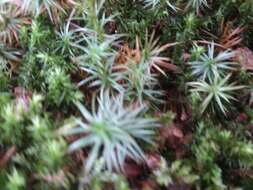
(114, 38), (142, 65)
(159, 124), (184, 148)
(236, 113), (248, 123)
(123, 162), (143, 179)
(146, 153), (161, 170)
(219, 23), (243, 49)
(114, 37), (179, 74)
(234, 47), (253, 71)
(0, 146), (16, 169)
